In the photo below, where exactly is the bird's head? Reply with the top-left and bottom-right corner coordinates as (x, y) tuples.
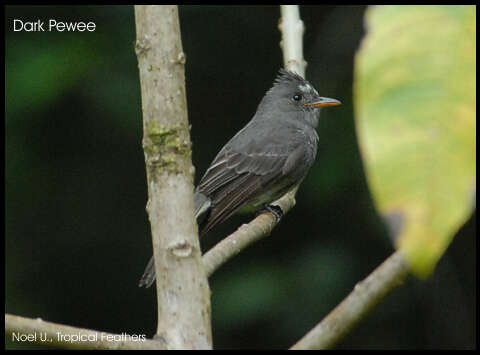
(256, 69), (341, 127)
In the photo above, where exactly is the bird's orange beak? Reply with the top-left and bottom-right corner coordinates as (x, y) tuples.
(305, 97), (342, 107)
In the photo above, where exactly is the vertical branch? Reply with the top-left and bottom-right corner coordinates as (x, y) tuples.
(279, 5), (307, 76)
(134, 5), (212, 350)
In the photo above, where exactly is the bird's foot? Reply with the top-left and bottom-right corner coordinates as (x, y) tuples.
(256, 204), (284, 223)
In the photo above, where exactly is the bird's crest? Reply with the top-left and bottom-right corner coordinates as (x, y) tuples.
(274, 68), (306, 86)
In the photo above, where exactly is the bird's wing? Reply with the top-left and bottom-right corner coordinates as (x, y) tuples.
(198, 146), (288, 195)
(196, 122), (310, 235)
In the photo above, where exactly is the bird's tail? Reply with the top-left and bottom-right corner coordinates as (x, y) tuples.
(138, 256), (155, 288)
(138, 192), (211, 288)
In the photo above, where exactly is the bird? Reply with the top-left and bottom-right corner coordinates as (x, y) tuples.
(139, 69), (341, 288)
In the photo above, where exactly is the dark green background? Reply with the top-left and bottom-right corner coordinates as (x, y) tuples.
(5, 5), (475, 349)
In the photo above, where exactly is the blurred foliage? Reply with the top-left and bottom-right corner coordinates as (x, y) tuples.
(355, 5), (476, 277)
(5, 5), (475, 349)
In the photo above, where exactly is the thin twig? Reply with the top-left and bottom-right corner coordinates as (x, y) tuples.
(290, 251), (410, 349)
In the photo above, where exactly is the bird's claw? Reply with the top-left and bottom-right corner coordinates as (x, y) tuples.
(256, 204), (284, 222)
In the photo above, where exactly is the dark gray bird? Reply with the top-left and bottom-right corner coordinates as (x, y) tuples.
(139, 69), (341, 288)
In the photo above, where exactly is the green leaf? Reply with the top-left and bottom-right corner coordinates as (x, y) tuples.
(354, 5), (476, 277)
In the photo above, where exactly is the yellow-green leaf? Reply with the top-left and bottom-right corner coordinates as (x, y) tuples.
(354, 5), (476, 277)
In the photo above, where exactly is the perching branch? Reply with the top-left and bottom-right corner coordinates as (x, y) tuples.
(291, 251), (410, 349)
(134, 5), (211, 350)
(203, 190), (296, 277)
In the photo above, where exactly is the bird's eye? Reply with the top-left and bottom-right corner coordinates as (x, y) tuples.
(293, 94), (302, 101)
